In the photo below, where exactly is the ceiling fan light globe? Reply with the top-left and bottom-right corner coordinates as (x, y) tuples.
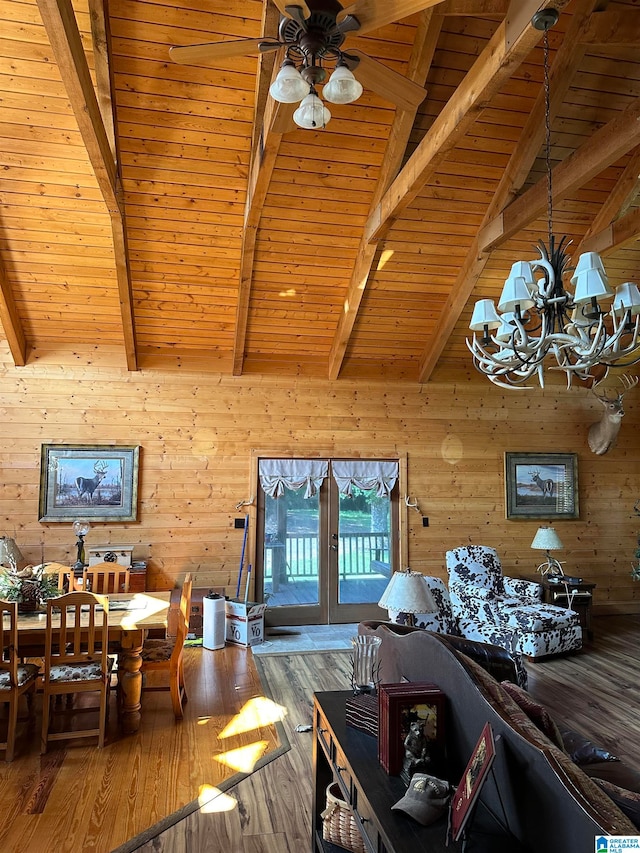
(293, 92), (331, 129)
(269, 62), (309, 103)
(323, 65), (363, 104)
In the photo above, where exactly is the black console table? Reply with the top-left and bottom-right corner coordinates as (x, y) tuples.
(312, 690), (461, 853)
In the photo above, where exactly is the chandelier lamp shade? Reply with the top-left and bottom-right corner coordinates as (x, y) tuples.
(467, 9), (640, 389)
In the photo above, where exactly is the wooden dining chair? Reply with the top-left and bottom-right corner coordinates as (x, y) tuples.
(41, 591), (113, 752)
(139, 573), (192, 720)
(0, 599), (40, 761)
(42, 562), (79, 593)
(82, 562), (130, 595)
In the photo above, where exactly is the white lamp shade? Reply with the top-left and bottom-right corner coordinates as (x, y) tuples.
(507, 261), (536, 289)
(612, 282), (640, 317)
(378, 570), (437, 614)
(570, 251), (606, 284)
(494, 312), (518, 342)
(530, 526), (564, 551)
(0, 536), (25, 568)
(572, 267), (613, 305)
(269, 61), (309, 103)
(498, 275), (535, 314)
(322, 64), (363, 104)
(469, 299), (501, 332)
(293, 91), (331, 129)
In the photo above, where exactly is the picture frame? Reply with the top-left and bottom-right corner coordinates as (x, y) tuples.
(378, 682), (446, 777)
(449, 722), (496, 842)
(39, 444), (140, 522)
(504, 452), (579, 520)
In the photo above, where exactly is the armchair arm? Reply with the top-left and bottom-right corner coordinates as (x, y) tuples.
(449, 581), (496, 601)
(504, 576), (542, 601)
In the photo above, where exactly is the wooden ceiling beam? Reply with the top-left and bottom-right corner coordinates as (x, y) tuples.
(36, 0), (137, 370)
(480, 96), (640, 253)
(418, 0), (599, 383)
(232, 4), (283, 376)
(0, 254), (27, 367)
(576, 146), (640, 251)
(328, 8), (443, 380)
(364, 0), (572, 245)
(578, 208), (640, 257)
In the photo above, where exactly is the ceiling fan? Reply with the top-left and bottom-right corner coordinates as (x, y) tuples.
(169, 0), (430, 125)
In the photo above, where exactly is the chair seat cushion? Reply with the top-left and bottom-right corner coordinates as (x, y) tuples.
(0, 663), (40, 689)
(49, 659), (113, 682)
(498, 602), (576, 632)
(141, 638), (175, 662)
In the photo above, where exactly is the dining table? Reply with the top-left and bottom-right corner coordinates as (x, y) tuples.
(15, 591), (172, 734)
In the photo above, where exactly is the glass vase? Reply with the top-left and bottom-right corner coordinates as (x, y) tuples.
(350, 635), (381, 694)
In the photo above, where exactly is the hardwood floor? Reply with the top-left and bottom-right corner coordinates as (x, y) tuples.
(0, 644), (281, 853)
(1, 615), (638, 852)
(134, 614), (640, 853)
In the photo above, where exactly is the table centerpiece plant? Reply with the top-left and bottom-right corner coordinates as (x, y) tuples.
(0, 564), (62, 612)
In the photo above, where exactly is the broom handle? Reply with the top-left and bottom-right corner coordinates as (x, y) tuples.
(236, 514), (249, 599)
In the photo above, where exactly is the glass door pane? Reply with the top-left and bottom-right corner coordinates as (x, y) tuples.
(263, 487), (321, 609)
(337, 486), (392, 606)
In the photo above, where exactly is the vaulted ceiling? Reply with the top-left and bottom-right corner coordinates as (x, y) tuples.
(1, 0), (639, 383)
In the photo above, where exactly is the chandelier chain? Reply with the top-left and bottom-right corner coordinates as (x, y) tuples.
(543, 27), (553, 250)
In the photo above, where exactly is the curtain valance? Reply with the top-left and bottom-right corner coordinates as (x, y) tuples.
(331, 460), (398, 498)
(258, 459), (329, 499)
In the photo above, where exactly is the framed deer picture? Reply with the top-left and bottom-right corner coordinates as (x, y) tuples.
(504, 452), (578, 520)
(39, 444), (140, 522)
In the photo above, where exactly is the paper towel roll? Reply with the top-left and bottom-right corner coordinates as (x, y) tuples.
(203, 594), (226, 650)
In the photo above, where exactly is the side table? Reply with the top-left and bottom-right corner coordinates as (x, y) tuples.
(541, 578), (596, 641)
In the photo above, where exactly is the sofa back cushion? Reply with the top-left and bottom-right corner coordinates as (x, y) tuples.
(446, 545), (506, 596)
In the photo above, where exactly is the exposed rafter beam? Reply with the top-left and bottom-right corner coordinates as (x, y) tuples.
(576, 146), (640, 251)
(417, 0), (599, 383)
(579, 208), (640, 256)
(36, 0), (137, 370)
(364, 0), (572, 245)
(232, 3), (284, 376)
(328, 8), (443, 380)
(0, 254), (27, 367)
(479, 96), (640, 253)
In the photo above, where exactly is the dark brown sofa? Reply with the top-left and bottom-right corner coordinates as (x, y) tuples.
(359, 620), (636, 851)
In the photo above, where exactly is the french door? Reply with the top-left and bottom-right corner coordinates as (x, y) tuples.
(255, 459), (399, 626)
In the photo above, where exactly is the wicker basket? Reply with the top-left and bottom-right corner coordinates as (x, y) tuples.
(320, 782), (366, 853)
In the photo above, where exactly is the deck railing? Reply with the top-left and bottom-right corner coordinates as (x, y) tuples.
(264, 532), (390, 581)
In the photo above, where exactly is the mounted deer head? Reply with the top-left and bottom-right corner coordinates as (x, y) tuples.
(588, 374), (638, 455)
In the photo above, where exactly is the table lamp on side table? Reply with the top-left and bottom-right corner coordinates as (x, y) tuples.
(378, 568), (437, 627)
(531, 526), (564, 577)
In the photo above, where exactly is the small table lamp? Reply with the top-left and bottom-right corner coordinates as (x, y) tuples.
(378, 568), (437, 627)
(0, 536), (25, 571)
(72, 520), (91, 573)
(531, 526), (564, 577)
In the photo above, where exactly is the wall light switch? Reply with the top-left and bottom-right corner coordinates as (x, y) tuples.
(422, 517), (429, 527)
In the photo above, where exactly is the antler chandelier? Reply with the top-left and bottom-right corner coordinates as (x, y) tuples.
(467, 10), (640, 390)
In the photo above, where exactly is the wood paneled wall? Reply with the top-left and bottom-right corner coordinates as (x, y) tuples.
(1, 345), (638, 614)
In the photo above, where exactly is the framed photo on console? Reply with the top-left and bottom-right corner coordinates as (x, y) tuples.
(449, 722), (496, 842)
(378, 682), (446, 777)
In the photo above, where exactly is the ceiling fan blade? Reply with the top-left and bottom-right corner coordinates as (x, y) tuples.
(272, 1), (311, 19)
(169, 38), (275, 64)
(339, 0), (445, 35)
(344, 49), (427, 110)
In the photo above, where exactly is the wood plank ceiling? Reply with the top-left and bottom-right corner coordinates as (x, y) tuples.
(1, 0), (639, 382)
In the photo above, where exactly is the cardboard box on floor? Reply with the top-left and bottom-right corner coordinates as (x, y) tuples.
(225, 599), (266, 647)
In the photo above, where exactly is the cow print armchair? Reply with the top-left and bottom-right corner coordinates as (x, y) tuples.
(446, 545), (582, 660)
